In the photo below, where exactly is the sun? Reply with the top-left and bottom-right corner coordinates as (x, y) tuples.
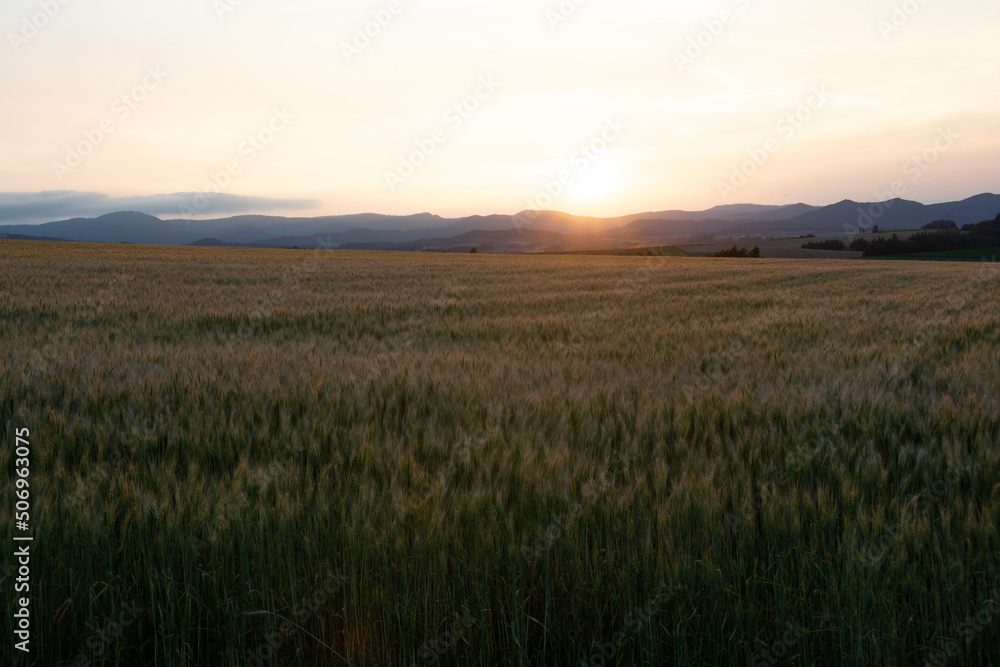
(567, 161), (623, 202)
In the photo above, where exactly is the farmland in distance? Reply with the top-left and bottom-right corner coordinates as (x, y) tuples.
(1, 240), (999, 666)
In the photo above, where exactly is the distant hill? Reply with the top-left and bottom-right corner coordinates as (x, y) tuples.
(2, 194), (997, 253)
(0, 232), (70, 242)
(722, 194), (1000, 236)
(631, 202), (818, 223)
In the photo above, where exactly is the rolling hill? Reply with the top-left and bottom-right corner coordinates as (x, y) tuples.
(2, 194), (997, 253)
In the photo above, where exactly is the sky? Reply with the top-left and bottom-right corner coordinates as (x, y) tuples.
(2, 0), (999, 224)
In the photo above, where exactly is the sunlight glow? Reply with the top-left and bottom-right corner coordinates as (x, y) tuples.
(568, 162), (623, 202)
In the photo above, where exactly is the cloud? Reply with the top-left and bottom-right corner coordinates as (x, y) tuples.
(0, 191), (321, 225)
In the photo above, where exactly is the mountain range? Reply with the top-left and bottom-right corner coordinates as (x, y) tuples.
(2, 194), (998, 253)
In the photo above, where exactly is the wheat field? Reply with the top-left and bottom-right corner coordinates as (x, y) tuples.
(1, 240), (999, 666)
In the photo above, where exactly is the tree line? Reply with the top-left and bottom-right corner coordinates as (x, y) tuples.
(713, 245), (761, 258)
(852, 213), (1000, 257)
(799, 213), (1000, 256)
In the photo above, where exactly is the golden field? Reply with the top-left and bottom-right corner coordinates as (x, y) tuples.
(1, 240), (999, 666)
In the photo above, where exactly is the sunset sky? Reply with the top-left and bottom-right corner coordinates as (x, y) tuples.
(2, 0), (998, 223)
